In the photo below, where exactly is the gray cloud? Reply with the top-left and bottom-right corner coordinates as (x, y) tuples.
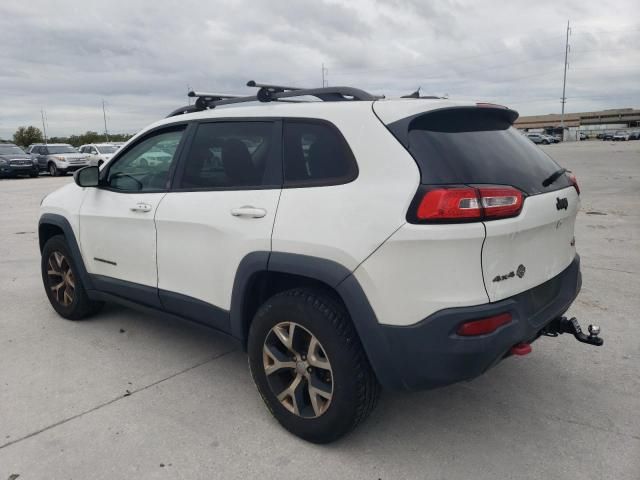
(0, 0), (638, 138)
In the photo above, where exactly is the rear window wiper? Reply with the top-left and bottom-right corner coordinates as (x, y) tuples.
(542, 168), (567, 187)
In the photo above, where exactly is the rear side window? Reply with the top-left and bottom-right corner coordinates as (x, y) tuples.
(283, 120), (357, 187)
(177, 122), (280, 190)
(403, 108), (570, 195)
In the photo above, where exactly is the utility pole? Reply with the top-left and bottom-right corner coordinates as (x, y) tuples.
(560, 20), (570, 135)
(40, 108), (48, 144)
(187, 84), (192, 105)
(102, 99), (110, 142)
(321, 63), (328, 87)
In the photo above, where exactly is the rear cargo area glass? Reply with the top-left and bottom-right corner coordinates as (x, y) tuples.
(406, 108), (571, 195)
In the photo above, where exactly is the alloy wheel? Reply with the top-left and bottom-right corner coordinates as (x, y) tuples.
(46, 251), (75, 306)
(263, 321), (333, 418)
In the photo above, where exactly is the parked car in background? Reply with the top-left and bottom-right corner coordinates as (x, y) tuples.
(601, 132), (615, 141)
(79, 143), (118, 167)
(613, 131), (630, 141)
(0, 143), (39, 178)
(629, 131), (640, 140)
(526, 133), (551, 144)
(579, 132), (588, 141)
(28, 143), (90, 176)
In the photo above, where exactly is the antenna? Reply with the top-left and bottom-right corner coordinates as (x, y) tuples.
(560, 20), (570, 136)
(102, 99), (110, 142)
(40, 108), (48, 144)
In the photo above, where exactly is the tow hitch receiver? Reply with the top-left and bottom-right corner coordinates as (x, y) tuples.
(542, 317), (604, 346)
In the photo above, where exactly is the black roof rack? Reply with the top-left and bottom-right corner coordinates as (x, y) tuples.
(167, 80), (381, 117)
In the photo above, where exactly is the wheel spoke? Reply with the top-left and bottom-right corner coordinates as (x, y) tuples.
(273, 322), (295, 351)
(277, 373), (304, 415)
(63, 289), (73, 306)
(50, 280), (65, 293)
(308, 377), (332, 417)
(307, 336), (331, 371)
(53, 251), (64, 268)
(66, 273), (75, 289)
(263, 344), (296, 376)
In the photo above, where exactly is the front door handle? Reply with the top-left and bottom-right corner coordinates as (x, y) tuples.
(230, 206), (267, 218)
(130, 203), (153, 213)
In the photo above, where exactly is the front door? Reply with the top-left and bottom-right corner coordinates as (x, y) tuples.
(79, 125), (188, 307)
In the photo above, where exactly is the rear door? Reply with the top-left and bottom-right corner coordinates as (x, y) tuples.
(154, 120), (282, 330)
(383, 105), (578, 302)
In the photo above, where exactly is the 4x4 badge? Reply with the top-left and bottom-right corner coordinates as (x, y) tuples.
(493, 264), (526, 282)
(556, 197), (568, 210)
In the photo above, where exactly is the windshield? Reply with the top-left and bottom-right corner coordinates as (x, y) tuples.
(96, 145), (117, 154)
(0, 145), (26, 155)
(48, 145), (78, 154)
(404, 108), (571, 195)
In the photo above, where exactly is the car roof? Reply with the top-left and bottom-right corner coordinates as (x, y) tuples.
(145, 97), (476, 134)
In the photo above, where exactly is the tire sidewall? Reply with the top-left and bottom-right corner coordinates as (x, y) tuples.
(248, 292), (363, 442)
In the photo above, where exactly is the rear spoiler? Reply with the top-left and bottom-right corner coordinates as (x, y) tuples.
(384, 105), (519, 148)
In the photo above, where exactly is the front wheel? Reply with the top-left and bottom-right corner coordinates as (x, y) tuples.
(48, 163), (58, 176)
(41, 235), (103, 320)
(248, 289), (379, 443)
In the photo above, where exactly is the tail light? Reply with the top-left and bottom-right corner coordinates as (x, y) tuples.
(567, 172), (580, 194)
(408, 185), (524, 223)
(456, 312), (512, 336)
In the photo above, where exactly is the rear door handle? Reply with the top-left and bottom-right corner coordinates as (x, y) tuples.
(230, 206), (267, 218)
(130, 203), (153, 213)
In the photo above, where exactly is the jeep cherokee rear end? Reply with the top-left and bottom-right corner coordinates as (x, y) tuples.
(352, 100), (583, 390)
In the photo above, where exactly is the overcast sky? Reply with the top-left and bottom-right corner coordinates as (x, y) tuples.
(1, 0), (638, 138)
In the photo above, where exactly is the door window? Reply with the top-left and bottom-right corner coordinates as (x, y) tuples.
(177, 122), (279, 189)
(105, 127), (185, 192)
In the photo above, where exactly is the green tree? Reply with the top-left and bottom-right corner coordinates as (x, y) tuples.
(13, 126), (43, 147)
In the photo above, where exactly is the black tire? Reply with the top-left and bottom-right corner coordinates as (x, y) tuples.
(248, 288), (380, 443)
(30, 172), (39, 178)
(542, 140), (549, 145)
(41, 235), (103, 320)
(48, 162), (58, 176)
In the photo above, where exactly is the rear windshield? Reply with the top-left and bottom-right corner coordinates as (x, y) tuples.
(404, 108), (571, 195)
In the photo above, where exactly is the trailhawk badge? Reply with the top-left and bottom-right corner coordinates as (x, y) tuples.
(493, 264), (526, 282)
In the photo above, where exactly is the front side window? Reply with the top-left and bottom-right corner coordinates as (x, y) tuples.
(106, 127), (185, 192)
(178, 122), (278, 189)
(283, 120), (357, 187)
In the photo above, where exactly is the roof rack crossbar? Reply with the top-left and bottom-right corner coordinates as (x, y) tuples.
(167, 81), (381, 117)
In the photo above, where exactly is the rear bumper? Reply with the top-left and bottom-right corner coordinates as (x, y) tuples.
(368, 255), (582, 390)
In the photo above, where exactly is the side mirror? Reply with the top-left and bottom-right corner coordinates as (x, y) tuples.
(74, 166), (100, 187)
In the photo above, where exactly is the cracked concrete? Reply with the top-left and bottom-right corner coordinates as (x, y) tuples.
(1, 141), (639, 479)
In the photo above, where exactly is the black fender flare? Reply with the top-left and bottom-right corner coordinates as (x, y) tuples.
(229, 251), (402, 389)
(39, 213), (94, 291)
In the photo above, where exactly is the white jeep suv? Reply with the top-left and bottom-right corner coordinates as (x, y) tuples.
(38, 83), (599, 443)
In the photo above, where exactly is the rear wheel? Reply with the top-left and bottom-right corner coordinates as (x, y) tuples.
(248, 288), (379, 443)
(41, 235), (103, 320)
(48, 163), (58, 176)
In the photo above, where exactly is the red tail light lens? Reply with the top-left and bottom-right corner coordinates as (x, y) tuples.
(416, 187), (481, 221)
(457, 312), (512, 336)
(567, 172), (580, 194)
(410, 185), (524, 223)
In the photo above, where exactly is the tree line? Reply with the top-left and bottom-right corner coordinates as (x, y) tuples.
(7, 126), (134, 148)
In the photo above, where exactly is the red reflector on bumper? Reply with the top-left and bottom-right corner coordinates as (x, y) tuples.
(457, 312), (512, 336)
(510, 343), (532, 356)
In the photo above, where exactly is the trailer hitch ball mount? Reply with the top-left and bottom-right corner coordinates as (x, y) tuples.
(542, 316), (604, 346)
